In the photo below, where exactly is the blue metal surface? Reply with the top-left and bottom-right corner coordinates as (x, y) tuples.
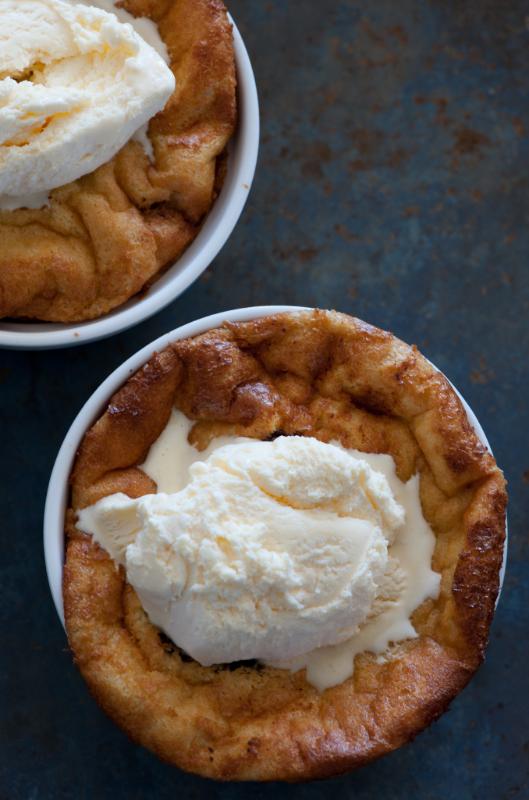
(1, 1), (528, 797)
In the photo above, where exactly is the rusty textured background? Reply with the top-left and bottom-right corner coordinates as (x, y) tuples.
(1, 0), (528, 797)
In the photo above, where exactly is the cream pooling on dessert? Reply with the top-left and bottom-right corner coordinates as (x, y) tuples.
(0, 0), (174, 209)
(77, 410), (441, 690)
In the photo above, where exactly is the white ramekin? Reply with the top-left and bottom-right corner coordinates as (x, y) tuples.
(0, 17), (259, 351)
(44, 306), (507, 626)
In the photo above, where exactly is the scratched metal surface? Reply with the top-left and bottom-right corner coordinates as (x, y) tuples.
(1, 1), (528, 798)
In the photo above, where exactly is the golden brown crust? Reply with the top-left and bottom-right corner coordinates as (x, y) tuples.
(0, 0), (236, 322)
(64, 310), (507, 780)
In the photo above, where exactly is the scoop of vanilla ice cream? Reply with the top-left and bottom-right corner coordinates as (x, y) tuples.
(78, 436), (405, 666)
(0, 0), (175, 206)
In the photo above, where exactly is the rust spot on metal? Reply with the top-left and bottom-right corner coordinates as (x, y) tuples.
(452, 127), (491, 156)
(469, 357), (495, 385)
(334, 224), (359, 242)
(300, 141), (333, 180)
(386, 147), (410, 168)
(387, 25), (409, 45)
(435, 98), (450, 127)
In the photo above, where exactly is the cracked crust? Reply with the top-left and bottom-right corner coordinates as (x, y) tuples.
(0, 0), (236, 322)
(63, 310), (507, 781)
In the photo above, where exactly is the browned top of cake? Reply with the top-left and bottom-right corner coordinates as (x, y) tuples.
(0, 0), (236, 322)
(64, 310), (506, 781)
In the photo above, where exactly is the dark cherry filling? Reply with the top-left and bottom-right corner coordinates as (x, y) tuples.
(157, 632), (262, 671)
(265, 429), (286, 441)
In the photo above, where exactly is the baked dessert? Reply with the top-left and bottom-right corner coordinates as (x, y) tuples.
(63, 310), (507, 781)
(0, 0), (236, 322)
